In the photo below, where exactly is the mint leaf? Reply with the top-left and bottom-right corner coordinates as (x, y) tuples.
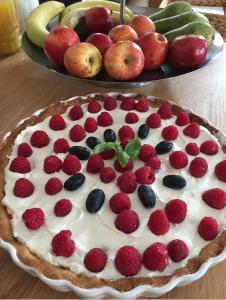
(125, 138), (141, 160)
(117, 148), (130, 167)
(93, 143), (116, 154)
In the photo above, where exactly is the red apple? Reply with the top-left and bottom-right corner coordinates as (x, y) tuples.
(85, 6), (113, 34)
(169, 35), (208, 69)
(138, 32), (168, 70)
(131, 14), (156, 38)
(108, 25), (138, 43)
(86, 33), (113, 58)
(104, 40), (144, 80)
(44, 26), (80, 65)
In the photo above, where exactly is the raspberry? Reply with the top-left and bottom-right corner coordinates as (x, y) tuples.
(146, 113), (161, 128)
(100, 149), (115, 160)
(43, 155), (62, 174)
(115, 210), (139, 234)
(200, 140), (219, 155)
(97, 112), (113, 126)
(13, 178), (34, 198)
(49, 115), (66, 131)
(120, 97), (135, 111)
(10, 156), (31, 173)
(120, 138), (131, 150)
(88, 100), (101, 113)
(157, 103), (172, 119)
(135, 166), (155, 184)
(84, 248), (107, 273)
(100, 167), (116, 183)
(62, 154), (81, 175)
(202, 188), (226, 209)
(114, 159), (133, 173)
(103, 96), (117, 111)
(162, 125), (179, 140)
(22, 208), (44, 230)
(69, 105), (83, 120)
(17, 143), (32, 157)
(115, 246), (142, 276)
(215, 160), (226, 182)
(30, 130), (50, 148)
(118, 125), (135, 141)
(109, 193), (131, 214)
(148, 210), (169, 235)
(183, 122), (200, 138)
(52, 230), (75, 257)
(142, 242), (168, 272)
(198, 216), (218, 241)
(167, 239), (189, 262)
(45, 178), (62, 195)
(185, 142), (200, 156)
(169, 151), (188, 169)
(189, 157), (208, 178)
(139, 144), (156, 162)
(84, 117), (97, 132)
(69, 125), (86, 142)
(135, 98), (149, 112)
(146, 157), (161, 172)
(86, 154), (104, 173)
(117, 171), (137, 194)
(176, 111), (190, 126)
(53, 138), (70, 153)
(165, 199), (187, 223)
(125, 112), (139, 124)
(54, 199), (72, 217)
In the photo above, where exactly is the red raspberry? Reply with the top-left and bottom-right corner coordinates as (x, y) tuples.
(30, 130), (50, 148)
(84, 117), (97, 132)
(45, 178), (62, 195)
(43, 155), (62, 174)
(115, 210), (139, 234)
(100, 167), (116, 183)
(215, 160), (226, 182)
(183, 122), (200, 138)
(22, 208), (44, 230)
(115, 246), (142, 276)
(69, 125), (86, 142)
(117, 171), (137, 194)
(118, 125), (135, 141)
(86, 154), (104, 173)
(103, 96), (117, 111)
(165, 199), (187, 223)
(139, 144), (156, 162)
(13, 178), (34, 198)
(135, 166), (155, 184)
(157, 103), (172, 119)
(100, 149), (115, 160)
(162, 125), (179, 140)
(176, 111), (190, 126)
(125, 112), (139, 124)
(202, 188), (226, 209)
(146, 113), (161, 128)
(169, 151), (188, 169)
(120, 138), (131, 150)
(135, 98), (149, 112)
(10, 156), (31, 173)
(54, 199), (72, 217)
(53, 138), (70, 153)
(109, 193), (131, 214)
(185, 142), (200, 156)
(97, 112), (113, 126)
(148, 210), (169, 235)
(52, 230), (75, 257)
(69, 105), (83, 120)
(167, 239), (189, 262)
(84, 248), (107, 273)
(114, 159), (133, 173)
(198, 216), (218, 241)
(49, 115), (66, 131)
(120, 97), (135, 111)
(143, 242), (168, 272)
(17, 143), (32, 157)
(146, 157), (161, 172)
(88, 100), (101, 113)
(200, 140), (219, 155)
(62, 154), (81, 175)
(189, 157), (208, 178)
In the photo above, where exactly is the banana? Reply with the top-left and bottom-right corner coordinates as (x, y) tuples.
(112, 11), (131, 25)
(26, 1), (65, 48)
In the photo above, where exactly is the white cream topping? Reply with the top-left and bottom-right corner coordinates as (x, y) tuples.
(2, 95), (226, 280)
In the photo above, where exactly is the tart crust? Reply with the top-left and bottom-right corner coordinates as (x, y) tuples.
(0, 93), (226, 292)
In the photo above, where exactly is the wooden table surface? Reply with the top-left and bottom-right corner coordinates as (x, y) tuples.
(0, 46), (226, 299)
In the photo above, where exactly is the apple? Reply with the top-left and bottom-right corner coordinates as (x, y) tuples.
(138, 32), (168, 70)
(131, 14), (156, 38)
(104, 40), (144, 80)
(86, 33), (113, 58)
(64, 42), (102, 78)
(85, 6), (113, 34)
(169, 35), (208, 69)
(44, 26), (80, 66)
(108, 25), (138, 43)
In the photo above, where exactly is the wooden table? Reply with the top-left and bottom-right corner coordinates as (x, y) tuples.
(0, 47), (226, 299)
